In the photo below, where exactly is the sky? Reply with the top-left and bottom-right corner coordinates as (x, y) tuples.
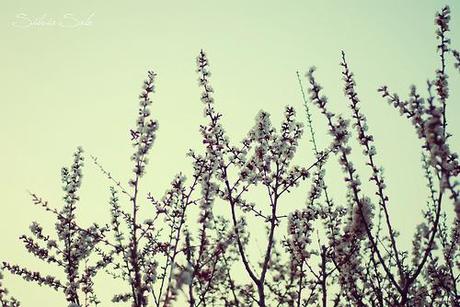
(0, 1), (459, 305)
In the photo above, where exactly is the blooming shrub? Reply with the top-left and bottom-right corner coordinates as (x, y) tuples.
(1, 5), (459, 307)
(2, 148), (110, 307)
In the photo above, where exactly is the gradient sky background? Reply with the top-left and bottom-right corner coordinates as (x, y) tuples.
(1, 1), (460, 305)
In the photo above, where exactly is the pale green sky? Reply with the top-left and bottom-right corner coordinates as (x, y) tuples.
(1, 1), (459, 306)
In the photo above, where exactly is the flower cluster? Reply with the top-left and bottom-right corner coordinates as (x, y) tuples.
(347, 197), (375, 239)
(0, 271), (20, 307)
(130, 71), (159, 179)
(453, 49), (460, 72)
(287, 207), (317, 264)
